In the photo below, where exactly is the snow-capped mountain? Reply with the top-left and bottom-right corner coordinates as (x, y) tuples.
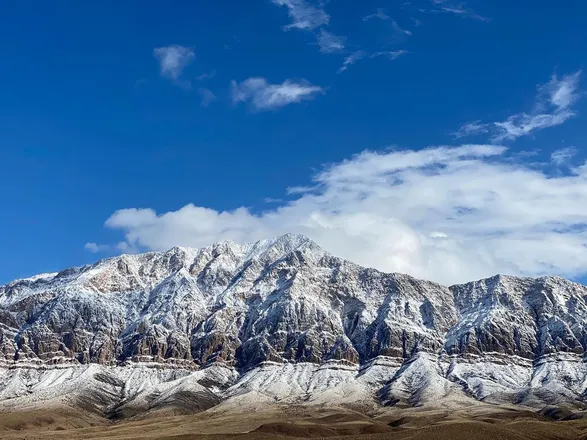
(0, 234), (586, 415)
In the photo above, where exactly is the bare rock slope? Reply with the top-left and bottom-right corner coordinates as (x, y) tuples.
(0, 234), (586, 415)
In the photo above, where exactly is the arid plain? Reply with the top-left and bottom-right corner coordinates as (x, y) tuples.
(1, 404), (586, 440)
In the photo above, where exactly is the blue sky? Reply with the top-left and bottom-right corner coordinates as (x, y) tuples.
(1, 0), (586, 285)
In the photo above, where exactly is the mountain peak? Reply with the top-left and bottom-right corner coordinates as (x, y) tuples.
(246, 233), (322, 255)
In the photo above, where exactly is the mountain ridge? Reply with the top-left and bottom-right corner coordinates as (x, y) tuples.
(0, 233), (586, 414)
(5, 235), (582, 293)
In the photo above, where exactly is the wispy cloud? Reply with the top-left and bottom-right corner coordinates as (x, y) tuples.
(198, 88), (217, 108)
(424, 0), (489, 21)
(270, 0), (342, 56)
(539, 71), (583, 111)
(551, 147), (577, 166)
(391, 20), (412, 36)
(363, 8), (390, 21)
(231, 77), (324, 111)
(153, 45), (195, 84)
(363, 10), (413, 41)
(492, 112), (575, 143)
(94, 144), (587, 285)
(271, 0), (329, 31)
(456, 71), (583, 142)
(452, 121), (490, 138)
(371, 50), (409, 60)
(316, 29), (346, 53)
(337, 51), (367, 74)
(196, 71), (216, 81)
(339, 50), (407, 73)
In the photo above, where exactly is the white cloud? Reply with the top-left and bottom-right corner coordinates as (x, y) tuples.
(198, 88), (217, 107)
(363, 8), (390, 21)
(391, 20), (412, 36)
(92, 144), (587, 285)
(551, 147), (577, 166)
(428, 0), (489, 21)
(539, 71), (582, 111)
(316, 29), (346, 53)
(492, 111), (575, 142)
(337, 51), (367, 73)
(456, 71), (583, 142)
(84, 242), (107, 253)
(452, 121), (490, 138)
(340, 50), (408, 74)
(84, 242), (129, 254)
(231, 77), (324, 111)
(196, 71), (216, 81)
(371, 50), (409, 61)
(271, 0), (329, 31)
(153, 45), (195, 83)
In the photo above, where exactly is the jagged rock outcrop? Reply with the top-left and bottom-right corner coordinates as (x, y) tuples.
(0, 234), (586, 413)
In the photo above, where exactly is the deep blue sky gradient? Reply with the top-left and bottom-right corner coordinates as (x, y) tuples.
(1, 0), (586, 283)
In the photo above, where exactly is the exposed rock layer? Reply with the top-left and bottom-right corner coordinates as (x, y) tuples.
(0, 234), (586, 411)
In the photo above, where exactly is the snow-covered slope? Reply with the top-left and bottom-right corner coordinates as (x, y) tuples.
(0, 234), (586, 414)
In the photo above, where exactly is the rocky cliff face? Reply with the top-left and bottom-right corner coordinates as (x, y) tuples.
(0, 234), (586, 413)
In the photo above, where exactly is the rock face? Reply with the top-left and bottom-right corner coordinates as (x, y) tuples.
(0, 234), (586, 414)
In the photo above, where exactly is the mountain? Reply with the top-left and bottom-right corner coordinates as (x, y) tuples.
(0, 233), (586, 417)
